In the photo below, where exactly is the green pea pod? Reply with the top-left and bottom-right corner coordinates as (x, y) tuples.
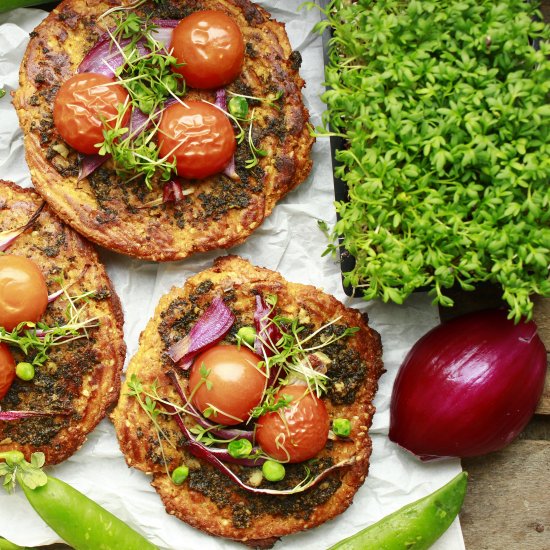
(0, 1), (55, 12)
(329, 471), (467, 550)
(18, 474), (159, 550)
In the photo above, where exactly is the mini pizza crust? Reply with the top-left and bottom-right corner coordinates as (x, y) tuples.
(14, 0), (314, 261)
(0, 181), (126, 465)
(112, 256), (383, 546)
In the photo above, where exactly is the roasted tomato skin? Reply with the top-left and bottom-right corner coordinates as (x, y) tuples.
(171, 10), (245, 89)
(158, 100), (236, 179)
(256, 385), (330, 463)
(189, 344), (265, 425)
(0, 343), (16, 400)
(53, 73), (130, 155)
(0, 255), (48, 332)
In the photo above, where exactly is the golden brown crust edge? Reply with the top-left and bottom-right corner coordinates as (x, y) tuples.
(112, 255), (383, 545)
(0, 180), (126, 464)
(14, 0), (314, 261)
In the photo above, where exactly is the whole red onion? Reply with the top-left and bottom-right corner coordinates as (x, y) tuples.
(389, 308), (547, 460)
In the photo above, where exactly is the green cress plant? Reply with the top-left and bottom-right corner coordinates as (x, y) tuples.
(310, 0), (550, 321)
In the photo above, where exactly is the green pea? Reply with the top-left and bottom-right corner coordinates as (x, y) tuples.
(262, 460), (285, 482)
(333, 418), (351, 437)
(15, 362), (35, 382)
(328, 472), (468, 549)
(228, 439), (252, 459)
(228, 96), (249, 119)
(237, 326), (256, 346)
(171, 465), (189, 485)
(18, 474), (159, 549)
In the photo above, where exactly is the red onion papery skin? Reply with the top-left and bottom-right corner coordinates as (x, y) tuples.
(389, 308), (547, 461)
(167, 296), (235, 367)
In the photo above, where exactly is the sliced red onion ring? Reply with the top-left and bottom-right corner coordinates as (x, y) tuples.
(167, 296), (235, 367)
(79, 153), (109, 181)
(0, 410), (69, 421)
(181, 422), (355, 495)
(254, 295), (282, 358)
(163, 403), (265, 467)
(78, 20), (178, 77)
(166, 370), (254, 443)
(163, 180), (184, 203)
(0, 203), (44, 252)
(78, 98), (156, 180)
(214, 89), (239, 180)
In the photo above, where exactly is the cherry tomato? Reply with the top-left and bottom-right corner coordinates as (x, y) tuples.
(255, 385), (330, 463)
(0, 255), (48, 332)
(171, 10), (244, 89)
(0, 343), (16, 400)
(53, 73), (130, 155)
(158, 100), (236, 179)
(189, 344), (265, 425)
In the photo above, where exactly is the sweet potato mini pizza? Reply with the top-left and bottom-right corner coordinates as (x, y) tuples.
(112, 256), (383, 547)
(0, 181), (125, 464)
(14, 0), (314, 261)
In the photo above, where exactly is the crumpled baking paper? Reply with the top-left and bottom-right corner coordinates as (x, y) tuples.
(0, 3), (465, 549)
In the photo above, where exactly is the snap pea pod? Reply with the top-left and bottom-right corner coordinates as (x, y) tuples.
(18, 474), (159, 550)
(0, 538), (26, 550)
(0, 451), (157, 550)
(329, 472), (467, 550)
(0, 1), (55, 13)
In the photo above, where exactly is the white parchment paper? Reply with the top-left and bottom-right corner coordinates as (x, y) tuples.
(0, 4), (465, 549)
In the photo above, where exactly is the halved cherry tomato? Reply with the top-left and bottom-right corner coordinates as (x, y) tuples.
(158, 100), (236, 179)
(255, 385), (330, 463)
(0, 255), (48, 332)
(171, 10), (244, 89)
(189, 344), (265, 425)
(0, 343), (16, 400)
(53, 73), (130, 155)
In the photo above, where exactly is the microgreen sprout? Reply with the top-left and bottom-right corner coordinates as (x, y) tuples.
(0, 451), (47, 493)
(245, 108), (268, 169)
(248, 294), (359, 398)
(250, 389), (293, 419)
(0, 285), (101, 369)
(93, 11), (185, 188)
(227, 89), (283, 110)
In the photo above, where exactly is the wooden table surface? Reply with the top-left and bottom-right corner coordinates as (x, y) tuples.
(456, 3), (550, 547)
